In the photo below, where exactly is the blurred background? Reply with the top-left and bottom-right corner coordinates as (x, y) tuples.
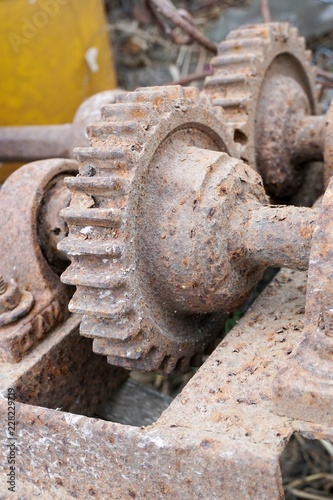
(1, 1), (333, 498)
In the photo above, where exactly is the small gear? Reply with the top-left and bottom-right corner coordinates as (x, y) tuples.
(204, 23), (320, 198)
(59, 86), (237, 375)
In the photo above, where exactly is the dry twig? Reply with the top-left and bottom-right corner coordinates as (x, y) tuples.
(260, 0), (271, 23)
(287, 490), (333, 500)
(317, 68), (333, 82)
(167, 67), (212, 85)
(146, 0), (218, 53)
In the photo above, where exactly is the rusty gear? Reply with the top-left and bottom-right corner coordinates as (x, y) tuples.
(60, 86), (237, 374)
(204, 23), (319, 198)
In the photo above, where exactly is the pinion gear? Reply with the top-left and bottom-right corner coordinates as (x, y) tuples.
(204, 23), (319, 198)
(59, 86), (237, 375)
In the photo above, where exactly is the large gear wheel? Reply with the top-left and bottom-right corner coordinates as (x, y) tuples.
(204, 23), (320, 199)
(59, 86), (238, 375)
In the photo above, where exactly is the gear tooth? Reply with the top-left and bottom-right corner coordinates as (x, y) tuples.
(190, 351), (204, 367)
(74, 146), (132, 170)
(104, 355), (142, 371)
(226, 24), (270, 40)
(211, 97), (250, 118)
(211, 53), (254, 67)
(58, 237), (124, 258)
(101, 103), (155, 122)
(157, 354), (192, 375)
(61, 263), (126, 289)
(69, 289), (133, 318)
(134, 85), (185, 97)
(60, 86), (231, 375)
(86, 121), (152, 150)
(98, 341), (148, 361)
(65, 176), (130, 198)
(87, 121), (140, 140)
(61, 207), (123, 227)
(218, 37), (265, 55)
(124, 85), (194, 112)
(305, 49), (312, 62)
(184, 87), (200, 101)
(289, 26), (299, 38)
(205, 73), (245, 86)
(297, 36), (306, 50)
(158, 354), (181, 375)
(73, 148), (134, 180)
(175, 356), (191, 373)
(206, 22), (319, 168)
(81, 315), (140, 342)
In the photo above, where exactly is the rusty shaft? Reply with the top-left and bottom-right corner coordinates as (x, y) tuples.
(0, 90), (124, 162)
(294, 115), (325, 162)
(244, 205), (318, 271)
(137, 149), (318, 314)
(0, 124), (73, 161)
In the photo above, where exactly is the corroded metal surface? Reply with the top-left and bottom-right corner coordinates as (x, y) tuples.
(0, 278), (34, 327)
(324, 100), (333, 185)
(59, 86), (237, 374)
(0, 90), (124, 162)
(204, 23), (324, 201)
(0, 269), (332, 498)
(60, 85), (323, 375)
(0, 159), (78, 362)
(0, 314), (127, 417)
(274, 177), (333, 426)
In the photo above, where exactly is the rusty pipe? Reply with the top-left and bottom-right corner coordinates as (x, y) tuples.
(0, 124), (73, 161)
(0, 90), (124, 163)
(244, 205), (319, 271)
(292, 115), (325, 162)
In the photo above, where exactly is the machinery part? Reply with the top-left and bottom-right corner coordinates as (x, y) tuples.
(0, 158), (78, 362)
(2, 267), (333, 499)
(60, 85), (237, 374)
(38, 174), (72, 275)
(204, 23), (322, 199)
(0, 277), (34, 327)
(274, 176), (333, 426)
(60, 85), (322, 375)
(0, 90), (124, 162)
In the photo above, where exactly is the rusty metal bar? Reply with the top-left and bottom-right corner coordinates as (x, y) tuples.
(245, 205), (319, 270)
(293, 115), (326, 162)
(0, 124), (73, 161)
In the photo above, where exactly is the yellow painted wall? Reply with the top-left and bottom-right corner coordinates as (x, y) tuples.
(0, 0), (117, 125)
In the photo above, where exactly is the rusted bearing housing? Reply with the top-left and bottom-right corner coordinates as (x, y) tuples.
(0, 159), (77, 361)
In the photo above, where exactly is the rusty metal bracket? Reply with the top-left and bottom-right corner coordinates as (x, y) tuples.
(0, 267), (332, 498)
(0, 158), (78, 362)
(274, 177), (333, 426)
